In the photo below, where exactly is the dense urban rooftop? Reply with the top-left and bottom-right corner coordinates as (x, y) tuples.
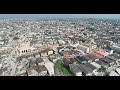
(1, 18), (120, 76)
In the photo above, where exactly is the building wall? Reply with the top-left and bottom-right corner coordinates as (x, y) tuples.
(41, 53), (48, 57)
(38, 62), (45, 66)
(19, 49), (31, 55)
(48, 51), (54, 55)
(0, 41), (4, 45)
(76, 72), (82, 76)
(77, 45), (89, 53)
(39, 71), (47, 76)
(49, 70), (54, 76)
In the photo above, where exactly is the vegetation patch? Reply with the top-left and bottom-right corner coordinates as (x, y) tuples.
(54, 60), (73, 76)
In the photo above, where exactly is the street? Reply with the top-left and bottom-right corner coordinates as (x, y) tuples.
(7, 49), (17, 76)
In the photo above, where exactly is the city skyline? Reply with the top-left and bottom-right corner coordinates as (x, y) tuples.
(0, 14), (120, 19)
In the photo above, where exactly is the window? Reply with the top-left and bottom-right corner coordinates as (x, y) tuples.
(26, 50), (27, 52)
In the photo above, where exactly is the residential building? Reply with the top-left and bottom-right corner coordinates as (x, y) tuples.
(39, 48), (54, 57)
(17, 43), (32, 55)
(44, 62), (54, 76)
(36, 65), (48, 76)
(90, 62), (101, 69)
(115, 68), (120, 75)
(77, 64), (94, 76)
(69, 64), (82, 76)
(109, 71), (119, 76)
(77, 45), (90, 53)
(36, 57), (45, 66)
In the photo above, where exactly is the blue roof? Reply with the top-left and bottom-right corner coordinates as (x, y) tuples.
(75, 56), (87, 63)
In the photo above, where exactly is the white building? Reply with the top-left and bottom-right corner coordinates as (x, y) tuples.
(58, 39), (65, 44)
(0, 64), (2, 69)
(45, 62), (54, 76)
(90, 62), (101, 69)
(17, 43), (32, 55)
(109, 71), (119, 76)
(0, 37), (4, 45)
(0, 41), (4, 45)
(115, 68), (120, 75)
(77, 45), (90, 53)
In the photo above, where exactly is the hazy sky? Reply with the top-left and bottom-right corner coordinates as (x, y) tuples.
(0, 14), (120, 19)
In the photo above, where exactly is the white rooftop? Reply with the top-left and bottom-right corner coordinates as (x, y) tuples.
(91, 62), (101, 69)
(45, 62), (54, 75)
(109, 71), (119, 76)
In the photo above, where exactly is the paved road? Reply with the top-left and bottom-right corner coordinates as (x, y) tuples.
(7, 49), (17, 76)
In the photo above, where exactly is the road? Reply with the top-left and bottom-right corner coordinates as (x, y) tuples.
(7, 49), (17, 76)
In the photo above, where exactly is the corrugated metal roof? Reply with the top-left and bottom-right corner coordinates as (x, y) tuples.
(91, 62), (101, 68)
(85, 63), (97, 70)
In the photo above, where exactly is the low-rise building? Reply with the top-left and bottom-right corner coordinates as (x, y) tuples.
(77, 45), (90, 53)
(81, 55), (93, 63)
(75, 56), (87, 64)
(44, 62), (54, 76)
(17, 43), (32, 55)
(90, 62), (101, 69)
(90, 52), (104, 59)
(115, 68), (120, 75)
(49, 56), (58, 63)
(29, 60), (37, 67)
(26, 66), (38, 76)
(106, 55), (118, 63)
(109, 71), (119, 76)
(84, 63), (98, 74)
(77, 64), (94, 76)
(110, 54), (120, 61)
(60, 50), (79, 56)
(36, 57), (45, 66)
(86, 54), (99, 61)
(57, 46), (64, 53)
(62, 58), (78, 66)
(16, 69), (27, 76)
(96, 60), (109, 68)
(0, 67), (8, 76)
(100, 57), (115, 67)
(36, 65), (48, 76)
(16, 72), (27, 76)
(40, 48), (54, 57)
(69, 64), (82, 76)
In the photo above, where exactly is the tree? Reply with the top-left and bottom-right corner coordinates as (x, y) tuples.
(97, 66), (107, 73)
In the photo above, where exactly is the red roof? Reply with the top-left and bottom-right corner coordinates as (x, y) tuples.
(40, 48), (53, 53)
(91, 52), (104, 58)
(61, 50), (77, 55)
(63, 58), (77, 63)
(95, 50), (105, 55)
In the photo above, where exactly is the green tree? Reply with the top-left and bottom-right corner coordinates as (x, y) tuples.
(98, 66), (107, 73)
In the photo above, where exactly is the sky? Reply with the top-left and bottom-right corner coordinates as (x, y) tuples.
(0, 14), (120, 19)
